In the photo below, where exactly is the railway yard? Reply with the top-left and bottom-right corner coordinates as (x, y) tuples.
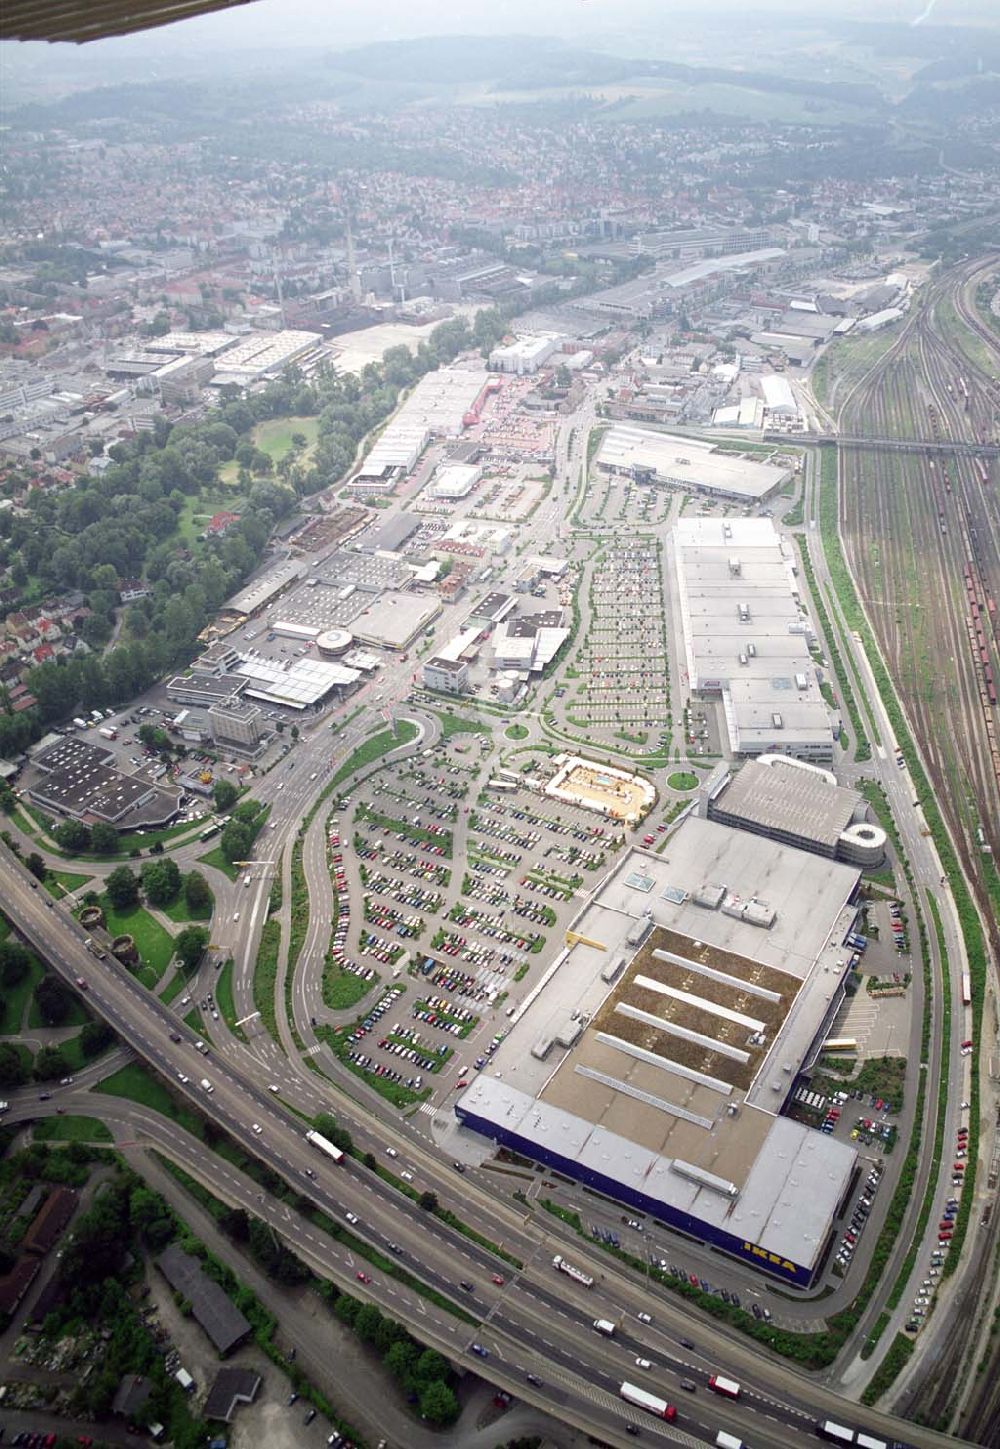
(833, 257), (1000, 1442)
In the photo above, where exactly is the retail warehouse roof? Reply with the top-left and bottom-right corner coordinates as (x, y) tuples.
(660, 247), (786, 289)
(458, 1075), (852, 1273)
(235, 657), (359, 708)
(223, 561), (306, 618)
(597, 425), (789, 500)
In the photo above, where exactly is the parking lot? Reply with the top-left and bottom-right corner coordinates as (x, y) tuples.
(318, 731), (623, 1106)
(551, 537), (671, 748)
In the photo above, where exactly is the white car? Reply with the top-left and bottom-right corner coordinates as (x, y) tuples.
(635, 1358), (652, 1370)
(345, 1211), (359, 1225)
(386, 1147), (398, 1158)
(233, 912), (240, 923)
(251, 1123), (262, 1135)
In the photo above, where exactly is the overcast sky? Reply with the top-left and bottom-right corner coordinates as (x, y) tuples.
(6, 0), (998, 61)
(0, 0), (995, 100)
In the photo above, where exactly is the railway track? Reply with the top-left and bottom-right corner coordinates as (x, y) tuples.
(835, 259), (1000, 1432)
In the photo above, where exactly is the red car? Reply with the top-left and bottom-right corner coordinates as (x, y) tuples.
(454, 1080), (468, 1089)
(356, 1271), (371, 1284)
(491, 1274), (505, 1286)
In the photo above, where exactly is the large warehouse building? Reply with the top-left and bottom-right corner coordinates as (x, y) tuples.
(675, 517), (835, 761)
(456, 816), (861, 1286)
(596, 425), (790, 501)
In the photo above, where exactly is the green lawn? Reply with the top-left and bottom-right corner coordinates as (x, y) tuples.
(504, 724), (529, 740)
(34, 1115), (113, 1143)
(197, 846), (240, 882)
(162, 886), (214, 924)
(331, 721), (419, 787)
(667, 771), (698, 792)
(95, 1062), (206, 1139)
(215, 958), (245, 1041)
(0, 954), (44, 1034)
(160, 970), (192, 1005)
(437, 712), (492, 739)
(56, 1028), (113, 1072)
(218, 415), (319, 485)
(99, 897), (176, 982)
(44, 870), (93, 900)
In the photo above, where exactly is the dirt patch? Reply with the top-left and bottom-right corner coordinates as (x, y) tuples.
(591, 924), (800, 1090)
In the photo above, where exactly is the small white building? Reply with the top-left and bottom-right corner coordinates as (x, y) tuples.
(489, 335), (562, 375)
(759, 374), (797, 418)
(422, 657), (469, 694)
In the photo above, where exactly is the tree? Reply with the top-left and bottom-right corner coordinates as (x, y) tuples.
(141, 857), (181, 906)
(0, 1041), (28, 1088)
(33, 1044), (69, 1080)
(0, 782), (17, 813)
(220, 818), (252, 864)
(105, 865), (139, 911)
(25, 852), (47, 883)
(80, 1019), (115, 1057)
(290, 724), (299, 742)
(89, 821), (119, 854)
(0, 940), (32, 987)
(419, 1380), (459, 1427)
(418, 1190), (438, 1213)
(212, 778), (239, 813)
(184, 870), (212, 915)
(34, 975), (72, 1026)
(313, 1112), (353, 1155)
(54, 819), (91, 853)
(174, 926), (209, 972)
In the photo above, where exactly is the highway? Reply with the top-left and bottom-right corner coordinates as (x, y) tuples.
(1, 792), (961, 1449)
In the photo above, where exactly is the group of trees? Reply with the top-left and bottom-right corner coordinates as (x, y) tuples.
(0, 935), (115, 1084)
(219, 796), (267, 865)
(52, 818), (120, 855)
(104, 859), (210, 917)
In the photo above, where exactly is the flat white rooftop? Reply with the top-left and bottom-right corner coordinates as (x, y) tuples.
(597, 425), (789, 500)
(674, 518), (832, 758)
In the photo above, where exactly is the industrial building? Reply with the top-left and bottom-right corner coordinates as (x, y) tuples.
(492, 611), (569, 673)
(596, 426), (789, 502)
(207, 330), (324, 389)
(488, 334), (562, 375)
(351, 367), (491, 493)
(27, 738), (182, 829)
(675, 517), (835, 761)
(456, 816), (862, 1286)
(219, 560), (306, 626)
(759, 374), (798, 419)
(707, 756), (886, 868)
(350, 590), (442, 651)
(425, 463), (482, 501)
(234, 656), (360, 710)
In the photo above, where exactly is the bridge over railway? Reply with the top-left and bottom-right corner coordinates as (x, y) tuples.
(765, 431), (1000, 456)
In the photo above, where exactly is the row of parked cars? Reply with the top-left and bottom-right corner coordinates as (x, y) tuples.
(836, 1163), (883, 1272)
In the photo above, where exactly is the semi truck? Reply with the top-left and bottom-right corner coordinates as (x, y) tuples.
(305, 1129), (346, 1164)
(619, 1382), (675, 1421)
(552, 1255), (594, 1288)
(708, 1374), (741, 1399)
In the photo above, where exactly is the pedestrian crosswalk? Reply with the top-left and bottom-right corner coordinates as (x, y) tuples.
(416, 1101), (437, 1118)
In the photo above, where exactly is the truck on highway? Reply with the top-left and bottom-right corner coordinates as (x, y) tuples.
(552, 1255), (593, 1288)
(716, 1434), (743, 1449)
(708, 1374), (740, 1399)
(305, 1129), (345, 1164)
(619, 1382), (675, 1421)
(592, 1318), (616, 1337)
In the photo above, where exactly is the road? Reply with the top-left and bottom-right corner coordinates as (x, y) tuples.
(1, 799), (960, 1449)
